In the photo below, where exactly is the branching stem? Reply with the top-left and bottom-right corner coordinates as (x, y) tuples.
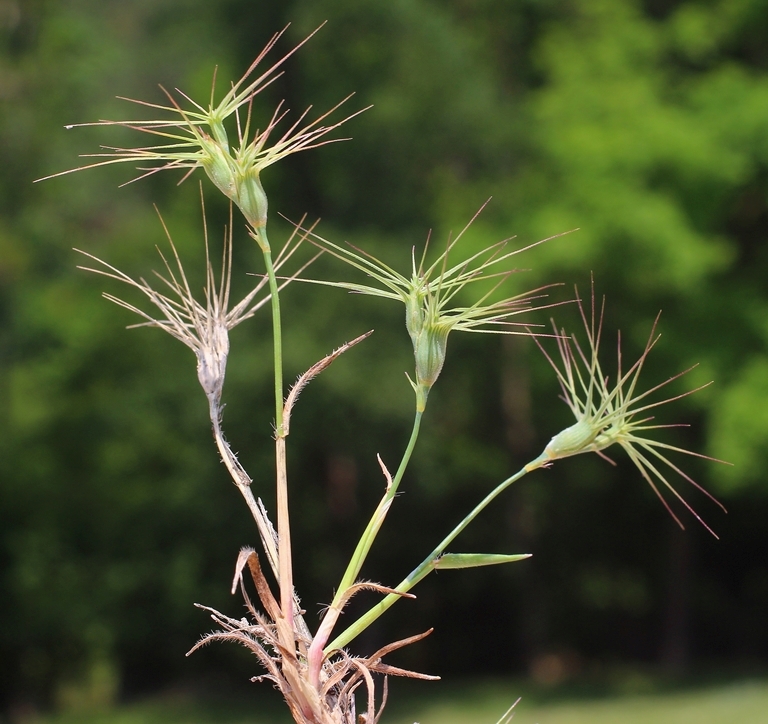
(324, 453), (547, 654)
(308, 408), (423, 685)
(338, 409), (423, 594)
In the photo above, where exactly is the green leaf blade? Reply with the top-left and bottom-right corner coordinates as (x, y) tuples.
(435, 553), (532, 570)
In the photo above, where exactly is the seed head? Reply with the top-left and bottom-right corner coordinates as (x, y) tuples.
(531, 282), (728, 536)
(76, 198), (314, 408)
(39, 25), (368, 231)
(297, 204), (568, 409)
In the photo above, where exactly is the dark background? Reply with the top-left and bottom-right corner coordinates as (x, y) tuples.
(1, 0), (768, 716)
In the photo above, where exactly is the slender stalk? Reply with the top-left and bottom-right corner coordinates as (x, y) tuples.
(324, 451), (547, 654)
(210, 401), (280, 577)
(253, 226), (295, 637)
(274, 434), (293, 631)
(256, 231), (285, 434)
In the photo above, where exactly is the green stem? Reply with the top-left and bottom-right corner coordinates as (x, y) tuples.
(258, 232), (284, 434)
(324, 451), (548, 654)
(334, 409), (423, 598)
(255, 227), (294, 635)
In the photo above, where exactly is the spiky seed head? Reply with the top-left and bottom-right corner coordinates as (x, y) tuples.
(38, 26), (368, 235)
(296, 206), (570, 409)
(531, 282), (728, 536)
(76, 196), (316, 410)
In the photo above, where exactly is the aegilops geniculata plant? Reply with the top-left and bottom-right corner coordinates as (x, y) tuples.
(41, 24), (727, 724)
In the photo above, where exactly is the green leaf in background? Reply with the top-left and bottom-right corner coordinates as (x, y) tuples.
(709, 354), (768, 491)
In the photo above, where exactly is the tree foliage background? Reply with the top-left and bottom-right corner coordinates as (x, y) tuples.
(2, 0), (768, 714)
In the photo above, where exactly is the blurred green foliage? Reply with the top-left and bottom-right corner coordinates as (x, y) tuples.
(2, 0), (768, 716)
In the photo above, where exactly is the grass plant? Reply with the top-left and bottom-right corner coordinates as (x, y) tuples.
(40, 25), (727, 724)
